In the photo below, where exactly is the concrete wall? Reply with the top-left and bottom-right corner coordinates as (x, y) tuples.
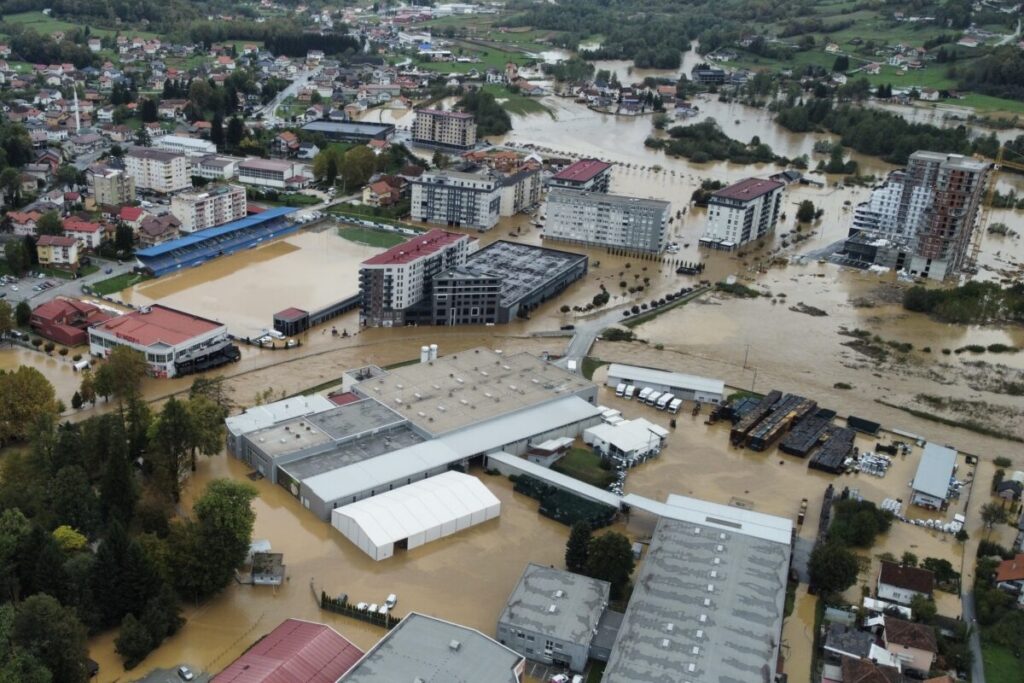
(496, 623), (589, 672)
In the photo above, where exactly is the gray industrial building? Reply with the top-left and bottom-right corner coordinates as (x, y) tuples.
(497, 564), (611, 672)
(227, 348), (602, 520)
(605, 363), (725, 403)
(341, 612), (526, 683)
(431, 241), (588, 325)
(300, 120), (395, 142)
(601, 496), (792, 683)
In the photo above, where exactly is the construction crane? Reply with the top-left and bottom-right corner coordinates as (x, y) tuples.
(969, 144), (1024, 274)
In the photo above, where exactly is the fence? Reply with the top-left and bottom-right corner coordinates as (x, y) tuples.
(320, 591), (400, 630)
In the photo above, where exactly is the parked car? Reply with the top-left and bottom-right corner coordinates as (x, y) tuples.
(105, 267), (113, 274)
(385, 593), (397, 609)
(177, 666), (194, 681)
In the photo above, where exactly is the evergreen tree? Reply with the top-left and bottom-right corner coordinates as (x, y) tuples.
(585, 532), (635, 599)
(100, 443), (137, 527)
(226, 116), (245, 149)
(49, 465), (100, 537)
(565, 522), (591, 573)
(12, 594), (90, 683)
(211, 113), (224, 150)
(91, 522), (161, 627)
(114, 613), (153, 669)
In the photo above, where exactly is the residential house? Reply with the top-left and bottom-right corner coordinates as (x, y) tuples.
(158, 99), (188, 119)
(7, 211), (42, 237)
(297, 142), (319, 160)
(995, 553), (1024, 606)
(362, 179), (400, 207)
(36, 235), (80, 270)
(273, 131), (300, 158)
(996, 480), (1023, 503)
(877, 561), (934, 605)
(138, 214), (181, 247)
(881, 617), (937, 675)
(920, 88), (940, 101)
(118, 205), (148, 231)
(88, 38), (102, 52)
(63, 217), (103, 250)
(841, 657), (905, 683)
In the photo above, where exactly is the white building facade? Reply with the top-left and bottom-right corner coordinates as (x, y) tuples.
(170, 184), (247, 233)
(544, 188), (669, 253)
(700, 177), (784, 250)
(154, 134), (218, 157)
(125, 147), (191, 194)
(411, 170), (502, 231)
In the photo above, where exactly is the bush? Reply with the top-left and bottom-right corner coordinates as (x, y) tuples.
(830, 499), (892, 547)
(58, 347), (69, 356)
(72, 354), (82, 361)
(43, 342), (55, 353)
(976, 540), (1013, 560)
(994, 456), (1012, 468)
(31, 338), (43, 348)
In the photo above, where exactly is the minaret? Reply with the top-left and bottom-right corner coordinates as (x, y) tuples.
(73, 88), (81, 134)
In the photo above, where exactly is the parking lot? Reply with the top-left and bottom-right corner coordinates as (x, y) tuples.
(0, 272), (61, 300)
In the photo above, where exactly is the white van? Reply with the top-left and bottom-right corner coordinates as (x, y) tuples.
(657, 393), (675, 410)
(385, 594), (397, 609)
(73, 359), (91, 372)
(637, 387), (653, 403)
(624, 385), (636, 400)
(647, 391), (662, 406)
(668, 398), (683, 414)
(615, 383), (626, 397)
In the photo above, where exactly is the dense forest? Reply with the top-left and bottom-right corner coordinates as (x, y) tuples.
(774, 99), (975, 164)
(958, 46), (1024, 101)
(904, 281), (1024, 324)
(645, 118), (783, 165)
(0, 348), (257, 680)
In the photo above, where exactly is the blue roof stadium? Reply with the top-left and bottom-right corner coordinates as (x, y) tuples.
(136, 206), (297, 258)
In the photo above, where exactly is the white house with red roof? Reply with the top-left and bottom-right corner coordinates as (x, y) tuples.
(63, 217), (103, 250)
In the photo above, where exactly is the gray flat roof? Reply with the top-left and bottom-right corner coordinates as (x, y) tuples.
(301, 120), (395, 135)
(602, 516), (791, 683)
(282, 424), (424, 481)
(354, 348), (594, 435)
(912, 442), (958, 499)
(499, 563), (610, 646)
(438, 241), (588, 307)
(548, 187), (670, 212)
(606, 364), (725, 396)
(486, 451), (621, 508)
(340, 612), (524, 683)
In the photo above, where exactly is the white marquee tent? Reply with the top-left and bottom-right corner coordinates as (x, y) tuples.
(330, 471), (500, 560)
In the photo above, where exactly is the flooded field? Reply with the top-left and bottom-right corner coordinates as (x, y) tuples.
(121, 229), (386, 338)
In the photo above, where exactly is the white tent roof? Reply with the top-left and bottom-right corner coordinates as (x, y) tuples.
(331, 471), (499, 549)
(912, 442), (957, 499)
(225, 394), (335, 436)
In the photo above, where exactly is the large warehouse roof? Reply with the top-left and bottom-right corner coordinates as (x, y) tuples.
(212, 618), (363, 683)
(300, 439), (462, 504)
(340, 613), (523, 683)
(602, 514), (791, 683)
(226, 395), (336, 437)
(355, 348), (593, 434)
(331, 471), (499, 559)
(90, 304), (223, 347)
(621, 493), (793, 545)
(912, 443), (957, 499)
(606, 363), (724, 396)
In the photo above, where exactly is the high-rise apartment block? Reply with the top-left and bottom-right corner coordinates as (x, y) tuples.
(125, 147), (191, 194)
(544, 188), (670, 253)
(170, 184), (247, 233)
(87, 164), (136, 206)
(412, 109), (478, 150)
(411, 170), (503, 231)
(699, 178), (784, 250)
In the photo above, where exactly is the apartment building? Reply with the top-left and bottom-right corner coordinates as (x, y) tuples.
(700, 177), (784, 250)
(848, 151), (989, 280)
(548, 159), (612, 193)
(411, 108), (477, 150)
(125, 147), (191, 194)
(36, 235), (80, 270)
(154, 134), (217, 157)
(88, 164), (136, 206)
(358, 229), (473, 327)
(499, 168), (542, 217)
(192, 154), (241, 181)
(411, 169), (502, 231)
(237, 158), (310, 190)
(544, 188), (670, 253)
(170, 184), (247, 233)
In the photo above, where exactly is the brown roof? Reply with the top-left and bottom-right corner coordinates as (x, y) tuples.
(37, 235), (78, 247)
(879, 561), (934, 596)
(995, 553), (1024, 583)
(884, 617), (937, 653)
(842, 657), (904, 683)
(713, 177), (785, 202)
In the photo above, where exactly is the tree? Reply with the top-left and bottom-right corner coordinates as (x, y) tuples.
(71, 390), (83, 409)
(901, 551), (918, 567)
(35, 211), (63, 236)
(14, 301), (31, 327)
(921, 557), (959, 587)
(339, 146), (376, 192)
(100, 445), (137, 526)
(226, 116), (245, 149)
(808, 541), (859, 596)
(186, 395), (225, 471)
(0, 167), (22, 205)
(0, 367), (59, 444)
(92, 364), (113, 402)
(49, 465), (100, 537)
(0, 301), (12, 341)
(833, 55), (849, 72)
(90, 522), (161, 628)
(211, 112), (224, 149)
(115, 222), (135, 253)
(52, 524), (88, 552)
(980, 502), (1008, 536)
(585, 531), (635, 599)
(4, 240), (28, 276)
(189, 376), (235, 417)
(104, 346), (147, 403)
(431, 149), (451, 170)
(909, 594), (937, 623)
(139, 97), (158, 123)
(565, 521), (591, 573)
(796, 200), (816, 223)
(148, 397), (193, 501)
(115, 613), (153, 669)
(134, 126), (152, 147)
(12, 594), (90, 683)
(171, 479), (257, 601)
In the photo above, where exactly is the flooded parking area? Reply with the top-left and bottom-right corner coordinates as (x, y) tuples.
(121, 229), (387, 338)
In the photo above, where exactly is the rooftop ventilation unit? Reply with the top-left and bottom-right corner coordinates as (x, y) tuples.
(448, 640), (460, 652)
(665, 623), (674, 632)
(692, 646), (700, 655)
(699, 614), (707, 623)
(696, 629), (704, 639)
(703, 598), (712, 606)
(716, 545), (724, 552)
(661, 639), (670, 648)
(688, 664), (696, 673)
(554, 590), (564, 598)
(707, 584), (714, 593)
(548, 605), (557, 614)
(710, 570), (718, 579)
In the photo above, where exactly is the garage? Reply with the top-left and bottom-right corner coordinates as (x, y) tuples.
(330, 471), (501, 560)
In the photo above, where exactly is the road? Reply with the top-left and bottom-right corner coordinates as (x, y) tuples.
(997, 18), (1021, 46)
(255, 67), (319, 128)
(553, 285), (711, 372)
(961, 589), (986, 683)
(0, 243), (135, 310)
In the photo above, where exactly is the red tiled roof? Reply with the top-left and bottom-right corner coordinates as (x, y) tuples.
(884, 617), (937, 653)
(64, 218), (101, 233)
(552, 158), (611, 183)
(119, 206), (145, 221)
(7, 210), (41, 223)
(995, 554), (1024, 583)
(212, 618), (363, 683)
(92, 304), (222, 348)
(879, 561), (934, 595)
(362, 228), (465, 266)
(713, 177), (785, 202)
(37, 235), (77, 247)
